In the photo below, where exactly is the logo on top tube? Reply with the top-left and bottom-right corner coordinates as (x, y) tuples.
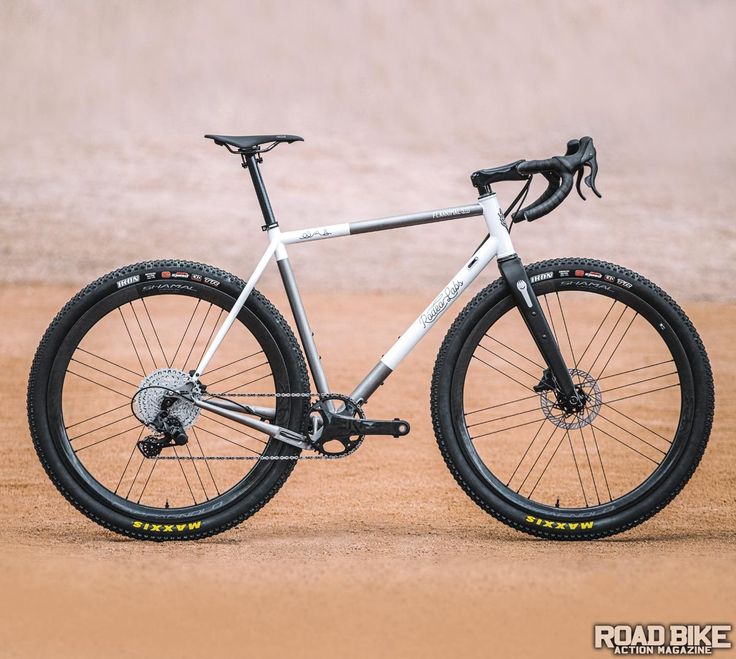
(299, 228), (333, 240)
(420, 280), (463, 327)
(431, 207), (472, 219)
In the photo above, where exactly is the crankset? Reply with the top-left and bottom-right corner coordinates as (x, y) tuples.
(305, 393), (411, 457)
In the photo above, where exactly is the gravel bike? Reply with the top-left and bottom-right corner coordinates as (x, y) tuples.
(28, 134), (714, 540)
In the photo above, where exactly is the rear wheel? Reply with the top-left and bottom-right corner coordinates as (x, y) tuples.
(431, 258), (714, 539)
(28, 260), (310, 540)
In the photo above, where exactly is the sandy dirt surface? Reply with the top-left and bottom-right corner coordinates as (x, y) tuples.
(1, 285), (734, 658)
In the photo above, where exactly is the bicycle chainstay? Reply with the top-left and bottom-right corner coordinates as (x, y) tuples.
(154, 391), (364, 461)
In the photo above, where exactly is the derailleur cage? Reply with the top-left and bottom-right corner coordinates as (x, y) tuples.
(136, 408), (189, 458)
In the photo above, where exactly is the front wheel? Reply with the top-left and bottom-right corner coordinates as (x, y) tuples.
(431, 258), (714, 539)
(28, 260), (310, 540)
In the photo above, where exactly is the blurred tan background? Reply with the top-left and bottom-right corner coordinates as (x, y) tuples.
(1, 3), (735, 658)
(1, 0), (734, 297)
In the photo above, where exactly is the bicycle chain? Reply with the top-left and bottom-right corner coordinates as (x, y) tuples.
(153, 391), (363, 462)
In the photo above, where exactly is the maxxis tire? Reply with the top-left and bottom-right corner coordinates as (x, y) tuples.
(431, 258), (714, 540)
(27, 260), (310, 541)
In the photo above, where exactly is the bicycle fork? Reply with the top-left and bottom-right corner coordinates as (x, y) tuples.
(497, 255), (582, 411)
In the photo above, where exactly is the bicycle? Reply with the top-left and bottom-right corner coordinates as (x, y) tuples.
(27, 134), (714, 541)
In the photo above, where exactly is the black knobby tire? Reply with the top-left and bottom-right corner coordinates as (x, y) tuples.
(28, 260), (310, 541)
(431, 258), (714, 540)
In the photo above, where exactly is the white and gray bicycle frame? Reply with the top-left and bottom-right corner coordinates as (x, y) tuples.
(189, 155), (577, 448)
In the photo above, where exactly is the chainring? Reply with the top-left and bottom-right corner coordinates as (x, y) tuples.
(304, 393), (365, 457)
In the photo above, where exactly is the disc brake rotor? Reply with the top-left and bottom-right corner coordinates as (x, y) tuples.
(539, 368), (602, 430)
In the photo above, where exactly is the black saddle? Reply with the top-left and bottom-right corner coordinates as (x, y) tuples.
(204, 134), (303, 154)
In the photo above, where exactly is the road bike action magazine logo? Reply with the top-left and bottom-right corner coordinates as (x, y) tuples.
(594, 624), (731, 655)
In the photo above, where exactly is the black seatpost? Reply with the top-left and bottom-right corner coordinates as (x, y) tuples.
(243, 153), (278, 230)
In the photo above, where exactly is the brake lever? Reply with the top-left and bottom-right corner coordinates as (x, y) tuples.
(585, 156), (602, 198)
(574, 146), (602, 200)
(575, 166), (587, 200)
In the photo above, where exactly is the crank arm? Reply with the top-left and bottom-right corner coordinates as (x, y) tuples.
(327, 414), (411, 438)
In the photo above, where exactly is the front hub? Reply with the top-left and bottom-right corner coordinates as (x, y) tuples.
(539, 368), (602, 430)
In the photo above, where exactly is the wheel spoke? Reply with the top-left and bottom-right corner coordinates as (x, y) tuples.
(191, 427), (220, 496)
(184, 442), (208, 502)
(206, 360), (271, 387)
(118, 307), (146, 375)
(587, 304), (628, 374)
(130, 302), (158, 370)
(597, 359), (674, 382)
(464, 393), (539, 417)
(471, 354), (533, 391)
(68, 413), (135, 441)
(182, 303), (213, 369)
(596, 411), (668, 454)
(603, 383), (680, 405)
(515, 424), (559, 493)
(461, 281), (686, 512)
(70, 357), (139, 388)
(65, 402), (131, 430)
(74, 424), (142, 453)
(589, 425), (612, 502)
(194, 425), (264, 456)
(567, 430), (589, 506)
(67, 370), (131, 398)
(171, 299), (201, 368)
(506, 420), (547, 486)
(466, 406), (543, 429)
(221, 372), (273, 393)
(478, 344), (539, 380)
(578, 424), (600, 505)
(136, 457), (159, 503)
(527, 429), (566, 498)
(76, 347), (143, 378)
(590, 424), (660, 465)
(173, 446), (198, 505)
(600, 371), (679, 395)
(471, 416), (546, 441)
(596, 312), (639, 379)
(140, 296), (169, 367)
(577, 299), (617, 367)
(115, 427), (146, 495)
(556, 292), (577, 368)
(601, 402), (673, 443)
(125, 452), (147, 500)
(201, 350), (264, 376)
(485, 335), (544, 370)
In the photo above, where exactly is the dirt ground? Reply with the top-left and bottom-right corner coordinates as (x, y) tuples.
(0, 285), (734, 659)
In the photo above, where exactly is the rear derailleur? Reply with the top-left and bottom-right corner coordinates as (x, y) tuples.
(137, 396), (189, 459)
